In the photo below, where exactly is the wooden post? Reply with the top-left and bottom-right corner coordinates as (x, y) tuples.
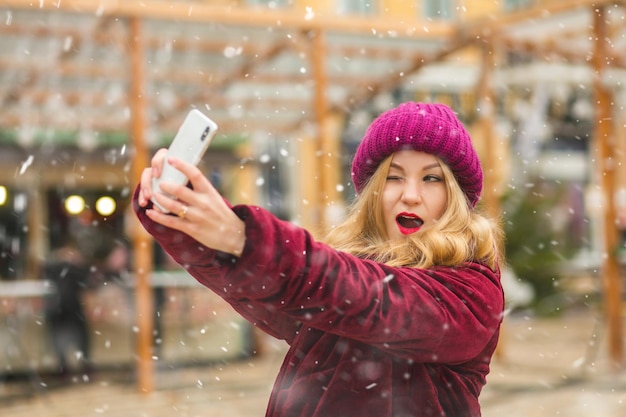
(128, 17), (155, 392)
(310, 29), (342, 234)
(592, 6), (623, 371)
(476, 42), (505, 359)
(25, 180), (46, 280)
(296, 134), (322, 234)
(476, 44), (500, 219)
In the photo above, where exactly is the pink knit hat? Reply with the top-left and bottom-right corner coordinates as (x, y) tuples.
(351, 102), (483, 207)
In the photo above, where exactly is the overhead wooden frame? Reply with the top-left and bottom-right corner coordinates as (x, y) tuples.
(0, 1), (456, 144)
(1, 1), (622, 143)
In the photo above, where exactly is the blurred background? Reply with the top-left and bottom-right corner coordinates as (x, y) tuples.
(1, 0), (626, 415)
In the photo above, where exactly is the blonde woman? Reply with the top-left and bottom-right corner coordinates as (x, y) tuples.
(135, 102), (504, 417)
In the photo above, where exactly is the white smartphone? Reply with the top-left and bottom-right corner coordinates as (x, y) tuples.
(151, 109), (218, 212)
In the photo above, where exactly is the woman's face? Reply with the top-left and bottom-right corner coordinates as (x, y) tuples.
(382, 150), (448, 240)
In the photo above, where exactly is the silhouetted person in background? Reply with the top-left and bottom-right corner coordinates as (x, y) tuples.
(42, 242), (92, 380)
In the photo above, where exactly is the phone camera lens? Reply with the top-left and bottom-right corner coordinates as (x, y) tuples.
(201, 127), (210, 141)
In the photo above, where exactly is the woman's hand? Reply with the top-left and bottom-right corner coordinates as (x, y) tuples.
(138, 152), (246, 257)
(138, 148), (168, 208)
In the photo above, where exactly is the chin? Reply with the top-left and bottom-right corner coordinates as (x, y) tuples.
(389, 232), (411, 242)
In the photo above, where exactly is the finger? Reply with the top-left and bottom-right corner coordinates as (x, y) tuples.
(145, 208), (193, 234)
(166, 157), (215, 194)
(151, 190), (188, 215)
(157, 174), (220, 216)
(150, 148), (169, 178)
(139, 148), (170, 207)
(138, 167), (154, 206)
(176, 203), (190, 220)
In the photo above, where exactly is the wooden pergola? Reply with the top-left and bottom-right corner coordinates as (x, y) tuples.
(1, 0), (625, 390)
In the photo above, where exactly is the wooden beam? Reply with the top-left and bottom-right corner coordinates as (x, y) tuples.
(476, 45), (499, 219)
(0, 58), (126, 83)
(457, 0), (618, 35)
(310, 30), (333, 232)
(153, 38), (299, 127)
(475, 41), (506, 360)
(128, 16), (155, 393)
(0, 106), (311, 134)
(498, 37), (590, 65)
(343, 34), (474, 111)
(498, 35), (626, 69)
(2, 0), (453, 38)
(0, 22), (437, 61)
(592, 5), (623, 371)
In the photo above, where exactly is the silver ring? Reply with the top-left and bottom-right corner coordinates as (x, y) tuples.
(178, 204), (189, 219)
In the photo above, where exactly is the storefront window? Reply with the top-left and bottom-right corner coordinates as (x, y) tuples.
(337, 0), (378, 15)
(0, 187), (28, 280)
(504, 0), (532, 12)
(47, 189), (127, 267)
(423, 0), (454, 20)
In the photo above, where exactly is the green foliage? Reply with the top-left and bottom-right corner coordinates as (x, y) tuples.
(502, 181), (580, 313)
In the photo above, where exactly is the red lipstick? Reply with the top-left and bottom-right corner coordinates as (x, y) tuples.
(396, 212), (424, 235)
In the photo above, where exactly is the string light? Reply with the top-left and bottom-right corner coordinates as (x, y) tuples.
(0, 186), (7, 206)
(95, 196), (116, 216)
(65, 195), (85, 215)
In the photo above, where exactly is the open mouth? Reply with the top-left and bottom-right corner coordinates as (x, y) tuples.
(396, 213), (424, 235)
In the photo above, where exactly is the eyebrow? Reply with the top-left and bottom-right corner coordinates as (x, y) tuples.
(423, 162), (442, 171)
(390, 162), (442, 171)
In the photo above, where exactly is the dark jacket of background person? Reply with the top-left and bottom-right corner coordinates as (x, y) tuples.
(134, 196), (503, 417)
(42, 246), (92, 376)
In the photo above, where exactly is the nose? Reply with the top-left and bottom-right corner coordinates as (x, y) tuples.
(401, 179), (422, 204)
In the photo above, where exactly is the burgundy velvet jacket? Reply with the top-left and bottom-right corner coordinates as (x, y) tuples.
(134, 193), (504, 417)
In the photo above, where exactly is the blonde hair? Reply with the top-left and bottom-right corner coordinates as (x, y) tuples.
(323, 156), (503, 270)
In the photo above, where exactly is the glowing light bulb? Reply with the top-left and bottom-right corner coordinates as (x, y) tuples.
(65, 195), (85, 215)
(96, 196), (116, 216)
(0, 186), (7, 206)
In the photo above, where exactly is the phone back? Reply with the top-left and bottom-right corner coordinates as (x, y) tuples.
(151, 109), (218, 212)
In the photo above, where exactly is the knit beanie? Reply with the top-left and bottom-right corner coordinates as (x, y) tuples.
(351, 102), (483, 207)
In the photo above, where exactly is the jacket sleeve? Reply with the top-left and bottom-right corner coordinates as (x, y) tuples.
(132, 186), (301, 343)
(214, 204), (505, 364)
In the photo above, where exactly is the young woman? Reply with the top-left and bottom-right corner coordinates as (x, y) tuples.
(135, 102), (504, 417)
